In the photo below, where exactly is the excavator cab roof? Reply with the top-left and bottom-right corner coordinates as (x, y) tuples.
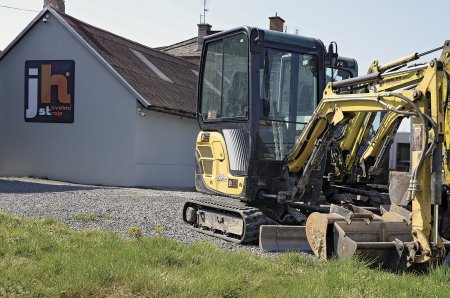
(203, 26), (325, 53)
(260, 28), (320, 50)
(203, 26), (357, 78)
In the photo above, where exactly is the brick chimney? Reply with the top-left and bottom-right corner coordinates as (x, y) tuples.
(44, 0), (65, 13)
(269, 13), (285, 32)
(197, 23), (212, 50)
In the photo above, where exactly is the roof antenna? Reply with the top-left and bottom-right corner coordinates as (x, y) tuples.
(200, 0), (209, 24)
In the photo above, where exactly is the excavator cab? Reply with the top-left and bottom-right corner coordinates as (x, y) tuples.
(195, 27), (357, 202)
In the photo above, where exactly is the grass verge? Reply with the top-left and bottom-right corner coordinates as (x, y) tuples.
(0, 212), (448, 297)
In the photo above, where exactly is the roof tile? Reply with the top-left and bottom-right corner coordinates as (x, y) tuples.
(60, 13), (197, 118)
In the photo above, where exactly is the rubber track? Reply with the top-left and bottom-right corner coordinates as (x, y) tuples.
(183, 198), (272, 244)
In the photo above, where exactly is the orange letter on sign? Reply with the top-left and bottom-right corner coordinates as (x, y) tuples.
(41, 64), (71, 104)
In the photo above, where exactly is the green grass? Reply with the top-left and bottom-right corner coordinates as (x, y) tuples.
(74, 213), (112, 222)
(0, 212), (448, 297)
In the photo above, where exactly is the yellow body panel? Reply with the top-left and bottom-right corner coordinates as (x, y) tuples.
(196, 131), (245, 196)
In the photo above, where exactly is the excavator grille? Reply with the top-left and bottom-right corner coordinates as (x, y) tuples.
(197, 145), (214, 176)
(197, 146), (213, 158)
(202, 160), (214, 176)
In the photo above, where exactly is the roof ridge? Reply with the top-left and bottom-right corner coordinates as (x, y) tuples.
(58, 11), (198, 68)
(157, 37), (198, 51)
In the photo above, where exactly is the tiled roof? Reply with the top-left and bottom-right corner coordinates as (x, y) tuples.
(157, 30), (220, 65)
(157, 37), (200, 58)
(60, 13), (198, 118)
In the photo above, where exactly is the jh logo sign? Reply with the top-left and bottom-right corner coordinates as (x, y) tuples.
(25, 60), (75, 123)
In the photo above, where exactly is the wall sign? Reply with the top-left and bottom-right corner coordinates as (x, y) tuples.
(25, 60), (75, 123)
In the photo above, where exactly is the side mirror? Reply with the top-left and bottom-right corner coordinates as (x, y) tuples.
(327, 41), (339, 65)
(250, 28), (264, 53)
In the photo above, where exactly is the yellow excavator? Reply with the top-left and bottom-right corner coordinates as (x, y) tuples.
(183, 26), (450, 271)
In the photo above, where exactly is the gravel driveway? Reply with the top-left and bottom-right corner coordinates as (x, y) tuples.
(0, 177), (267, 254)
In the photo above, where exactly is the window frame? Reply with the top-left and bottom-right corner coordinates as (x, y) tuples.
(200, 32), (250, 123)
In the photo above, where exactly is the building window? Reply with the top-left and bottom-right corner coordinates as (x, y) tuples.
(396, 143), (410, 171)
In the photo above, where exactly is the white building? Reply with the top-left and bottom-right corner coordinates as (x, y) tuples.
(0, 6), (200, 188)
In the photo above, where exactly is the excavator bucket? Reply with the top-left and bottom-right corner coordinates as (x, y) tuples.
(305, 211), (347, 259)
(332, 221), (413, 271)
(259, 205), (450, 271)
(305, 204), (426, 271)
(333, 221), (450, 270)
(259, 225), (311, 252)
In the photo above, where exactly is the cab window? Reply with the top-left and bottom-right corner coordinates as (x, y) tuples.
(258, 48), (318, 160)
(200, 33), (249, 120)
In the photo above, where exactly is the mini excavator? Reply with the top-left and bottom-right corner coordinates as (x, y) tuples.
(182, 26), (450, 271)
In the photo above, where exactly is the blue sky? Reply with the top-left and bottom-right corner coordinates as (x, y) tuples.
(0, 0), (448, 75)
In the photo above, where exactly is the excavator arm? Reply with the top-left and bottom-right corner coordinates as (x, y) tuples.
(277, 41), (450, 269)
(315, 46), (446, 185)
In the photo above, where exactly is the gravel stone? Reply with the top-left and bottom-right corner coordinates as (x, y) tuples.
(0, 177), (277, 256)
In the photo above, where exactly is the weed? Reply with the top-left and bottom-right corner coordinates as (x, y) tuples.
(74, 214), (97, 222)
(127, 226), (143, 240)
(41, 217), (57, 225)
(152, 225), (164, 236)
(73, 213), (111, 222)
(101, 214), (112, 220)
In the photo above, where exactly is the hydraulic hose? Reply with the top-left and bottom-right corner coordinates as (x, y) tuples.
(385, 93), (437, 202)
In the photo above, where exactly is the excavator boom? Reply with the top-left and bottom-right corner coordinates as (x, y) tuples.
(268, 42), (450, 270)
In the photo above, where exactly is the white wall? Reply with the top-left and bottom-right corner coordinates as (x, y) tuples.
(0, 13), (137, 186)
(397, 117), (411, 132)
(134, 108), (199, 188)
